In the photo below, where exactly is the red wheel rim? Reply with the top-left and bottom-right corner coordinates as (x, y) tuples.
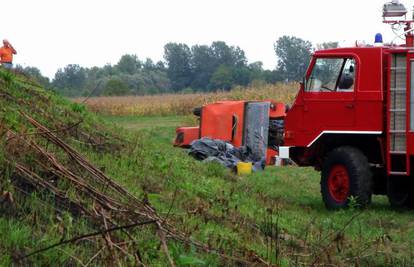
(328, 165), (350, 203)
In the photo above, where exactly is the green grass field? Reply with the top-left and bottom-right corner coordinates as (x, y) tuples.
(100, 114), (414, 266)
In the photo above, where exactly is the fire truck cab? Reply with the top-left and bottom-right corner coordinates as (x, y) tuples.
(277, 0), (414, 209)
(280, 44), (414, 209)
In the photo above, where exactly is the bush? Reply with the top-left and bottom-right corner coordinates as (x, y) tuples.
(102, 79), (130, 96)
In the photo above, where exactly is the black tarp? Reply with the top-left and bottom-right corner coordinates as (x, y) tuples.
(188, 138), (265, 171)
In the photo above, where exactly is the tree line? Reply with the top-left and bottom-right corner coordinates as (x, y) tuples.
(18, 36), (338, 97)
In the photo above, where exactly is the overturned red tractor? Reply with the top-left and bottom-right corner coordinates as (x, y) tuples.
(174, 100), (286, 165)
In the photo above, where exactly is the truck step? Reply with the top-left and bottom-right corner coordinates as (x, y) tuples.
(389, 109), (406, 112)
(389, 171), (408, 176)
(389, 130), (406, 133)
(390, 88), (406, 91)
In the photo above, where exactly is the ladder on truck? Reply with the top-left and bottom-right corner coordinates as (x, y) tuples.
(387, 53), (410, 176)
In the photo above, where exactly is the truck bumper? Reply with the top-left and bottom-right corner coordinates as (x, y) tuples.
(278, 146), (290, 159)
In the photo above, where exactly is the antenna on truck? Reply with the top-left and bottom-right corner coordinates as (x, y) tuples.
(383, 0), (414, 46)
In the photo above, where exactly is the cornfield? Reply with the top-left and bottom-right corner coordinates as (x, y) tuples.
(74, 83), (299, 116)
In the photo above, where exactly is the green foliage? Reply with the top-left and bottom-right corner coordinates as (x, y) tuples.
(2, 108), (21, 131)
(51, 40), (287, 96)
(53, 64), (86, 92)
(348, 195), (360, 209)
(70, 102), (87, 114)
(316, 41), (339, 51)
(17, 37), (341, 96)
(49, 36), (335, 96)
(164, 43), (193, 91)
(15, 65), (50, 88)
(0, 68), (16, 88)
(210, 41), (247, 67)
(0, 218), (33, 265)
(52, 54), (171, 97)
(116, 54), (142, 74)
(180, 87), (194, 94)
(177, 254), (206, 266)
(274, 35), (313, 81)
(190, 45), (215, 90)
(103, 78), (130, 96)
(189, 41), (250, 91)
(209, 64), (234, 90)
(263, 69), (284, 84)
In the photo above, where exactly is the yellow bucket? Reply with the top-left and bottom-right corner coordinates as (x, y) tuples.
(237, 161), (252, 175)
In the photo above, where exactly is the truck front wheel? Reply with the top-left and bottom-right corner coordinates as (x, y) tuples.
(321, 147), (373, 209)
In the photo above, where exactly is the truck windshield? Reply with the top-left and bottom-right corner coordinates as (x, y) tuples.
(306, 58), (355, 92)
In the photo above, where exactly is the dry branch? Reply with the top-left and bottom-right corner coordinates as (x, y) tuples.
(20, 219), (156, 260)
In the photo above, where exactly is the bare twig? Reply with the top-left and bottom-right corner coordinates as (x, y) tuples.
(310, 211), (363, 266)
(20, 219), (157, 260)
(84, 247), (104, 267)
(81, 81), (102, 104)
(56, 248), (87, 267)
(157, 228), (176, 267)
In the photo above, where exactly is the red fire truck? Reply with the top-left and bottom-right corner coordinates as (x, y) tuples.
(280, 1), (414, 209)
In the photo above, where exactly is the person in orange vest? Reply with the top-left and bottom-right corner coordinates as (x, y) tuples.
(0, 39), (17, 69)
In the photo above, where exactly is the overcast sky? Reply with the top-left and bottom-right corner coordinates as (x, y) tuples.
(1, 0), (409, 78)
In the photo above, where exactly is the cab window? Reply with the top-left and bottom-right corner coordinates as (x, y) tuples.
(306, 58), (356, 92)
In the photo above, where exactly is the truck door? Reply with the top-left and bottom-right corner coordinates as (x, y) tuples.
(303, 57), (356, 142)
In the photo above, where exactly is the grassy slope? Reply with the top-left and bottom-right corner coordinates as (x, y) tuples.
(0, 70), (135, 266)
(105, 115), (414, 266)
(0, 70), (183, 266)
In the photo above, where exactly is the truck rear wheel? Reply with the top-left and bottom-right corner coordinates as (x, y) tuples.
(321, 147), (373, 209)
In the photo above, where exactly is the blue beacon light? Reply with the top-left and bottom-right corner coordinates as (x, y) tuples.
(375, 33), (383, 44)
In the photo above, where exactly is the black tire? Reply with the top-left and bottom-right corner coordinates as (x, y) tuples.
(193, 107), (202, 117)
(321, 146), (373, 210)
(387, 176), (414, 209)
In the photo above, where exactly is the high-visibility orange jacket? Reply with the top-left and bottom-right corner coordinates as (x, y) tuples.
(0, 46), (15, 63)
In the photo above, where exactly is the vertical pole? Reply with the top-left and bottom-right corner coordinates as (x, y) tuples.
(387, 54), (392, 175)
(405, 23), (414, 47)
(407, 57), (411, 175)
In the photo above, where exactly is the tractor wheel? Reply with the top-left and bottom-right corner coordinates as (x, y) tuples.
(321, 146), (373, 209)
(387, 176), (414, 209)
(193, 107), (202, 117)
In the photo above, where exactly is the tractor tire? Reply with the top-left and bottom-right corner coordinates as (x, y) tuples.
(387, 176), (414, 209)
(193, 107), (202, 117)
(321, 146), (373, 210)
